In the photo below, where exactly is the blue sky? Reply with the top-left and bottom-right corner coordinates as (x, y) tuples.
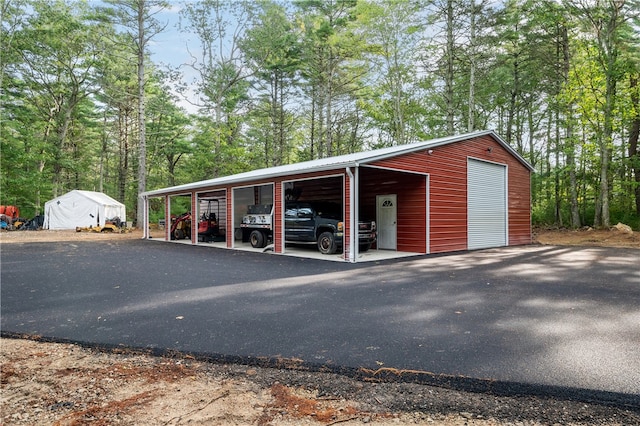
(146, 2), (202, 113)
(147, 2), (189, 66)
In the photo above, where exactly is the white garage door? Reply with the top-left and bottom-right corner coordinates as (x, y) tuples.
(467, 159), (507, 250)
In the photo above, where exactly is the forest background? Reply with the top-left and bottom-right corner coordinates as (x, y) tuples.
(2, 0), (639, 230)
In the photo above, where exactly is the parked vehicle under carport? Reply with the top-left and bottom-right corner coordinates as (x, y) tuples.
(241, 201), (376, 255)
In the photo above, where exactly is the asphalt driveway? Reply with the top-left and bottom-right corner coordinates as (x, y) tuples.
(2, 240), (639, 406)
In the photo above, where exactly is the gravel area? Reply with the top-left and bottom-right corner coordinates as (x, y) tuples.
(2, 337), (638, 425)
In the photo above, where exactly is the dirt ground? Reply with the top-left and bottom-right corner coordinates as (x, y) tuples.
(1, 226), (639, 425)
(1, 225), (638, 247)
(533, 226), (640, 248)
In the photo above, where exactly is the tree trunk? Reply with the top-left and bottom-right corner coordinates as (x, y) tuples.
(310, 94), (316, 159)
(325, 56), (333, 157)
(99, 113), (108, 193)
(279, 72), (287, 164)
(36, 159), (45, 215)
(593, 136), (603, 227)
(544, 111), (552, 207)
(567, 142), (581, 228)
(392, 48), (405, 145)
(468, 0), (476, 132)
(317, 87), (325, 159)
(53, 105), (72, 196)
(272, 73), (279, 166)
(136, 0), (147, 227)
(554, 109), (562, 227)
(560, 23), (581, 228)
(580, 0), (625, 228)
(526, 102), (536, 167)
(596, 68), (615, 228)
(629, 74), (640, 215)
(445, 0), (455, 134)
(506, 55), (519, 146)
(167, 154), (180, 187)
(118, 110), (130, 203)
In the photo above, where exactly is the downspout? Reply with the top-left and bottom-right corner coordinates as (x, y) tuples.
(346, 166), (356, 263)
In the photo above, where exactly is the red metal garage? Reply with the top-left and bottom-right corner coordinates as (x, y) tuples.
(141, 130), (533, 262)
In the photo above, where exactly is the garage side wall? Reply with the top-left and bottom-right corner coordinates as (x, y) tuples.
(507, 158), (532, 245)
(370, 135), (531, 253)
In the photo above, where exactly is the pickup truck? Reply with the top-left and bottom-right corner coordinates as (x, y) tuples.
(241, 201), (376, 255)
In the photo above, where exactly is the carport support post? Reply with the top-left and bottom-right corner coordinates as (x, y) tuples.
(165, 195), (171, 241)
(142, 195), (149, 239)
(346, 166), (357, 263)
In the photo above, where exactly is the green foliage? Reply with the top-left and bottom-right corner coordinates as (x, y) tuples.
(534, 202), (640, 231)
(610, 209), (640, 231)
(241, 0), (301, 166)
(181, 116), (251, 182)
(2, 0), (640, 228)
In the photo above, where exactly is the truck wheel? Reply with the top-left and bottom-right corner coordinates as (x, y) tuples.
(250, 230), (267, 248)
(317, 232), (337, 255)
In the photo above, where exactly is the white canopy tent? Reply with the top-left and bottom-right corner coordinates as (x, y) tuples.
(44, 190), (126, 230)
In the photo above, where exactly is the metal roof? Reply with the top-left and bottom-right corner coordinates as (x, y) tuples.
(142, 130), (533, 197)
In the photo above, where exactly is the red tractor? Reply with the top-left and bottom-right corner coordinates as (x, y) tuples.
(169, 199), (222, 242)
(170, 212), (191, 240)
(197, 199), (221, 242)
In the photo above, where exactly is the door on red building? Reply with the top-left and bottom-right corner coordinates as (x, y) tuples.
(376, 194), (397, 250)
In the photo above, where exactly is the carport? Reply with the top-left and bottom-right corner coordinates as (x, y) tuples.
(141, 130), (533, 262)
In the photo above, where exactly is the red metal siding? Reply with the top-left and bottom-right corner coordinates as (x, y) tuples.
(371, 134), (531, 253)
(397, 177), (427, 253)
(226, 191), (233, 248)
(371, 145), (466, 253)
(290, 176), (343, 203)
(274, 182), (283, 253)
(508, 165), (532, 245)
(191, 193), (197, 243)
(344, 170), (352, 259)
(359, 169), (427, 253)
